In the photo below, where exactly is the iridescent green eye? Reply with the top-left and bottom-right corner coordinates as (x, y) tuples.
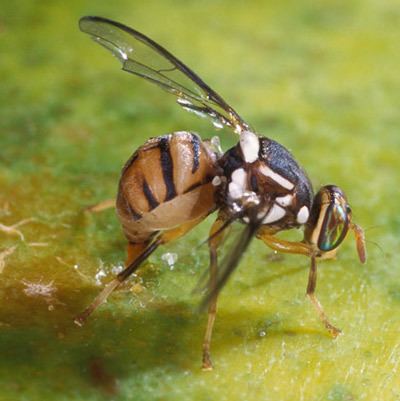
(318, 202), (349, 251)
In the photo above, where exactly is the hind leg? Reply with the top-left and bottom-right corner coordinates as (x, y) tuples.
(74, 240), (156, 326)
(85, 199), (115, 213)
(74, 216), (205, 326)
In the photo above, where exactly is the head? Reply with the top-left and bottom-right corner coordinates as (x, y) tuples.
(304, 185), (366, 262)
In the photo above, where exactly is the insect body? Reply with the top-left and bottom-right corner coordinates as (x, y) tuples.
(117, 132), (219, 244)
(75, 16), (366, 370)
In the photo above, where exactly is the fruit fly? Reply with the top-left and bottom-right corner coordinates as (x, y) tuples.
(75, 16), (366, 370)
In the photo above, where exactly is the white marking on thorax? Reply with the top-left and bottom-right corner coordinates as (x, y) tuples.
(231, 168), (247, 187)
(240, 131), (259, 163)
(212, 176), (222, 186)
(296, 205), (309, 224)
(276, 194), (293, 207)
(228, 168), (247, 199)
(259, 165), (294, 190)
(262, 204), (286, 224)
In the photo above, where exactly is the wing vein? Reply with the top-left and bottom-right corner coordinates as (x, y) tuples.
(79, 15), (251, 133)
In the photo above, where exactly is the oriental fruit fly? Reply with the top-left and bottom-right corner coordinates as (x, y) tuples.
(75, 16), (366, 370)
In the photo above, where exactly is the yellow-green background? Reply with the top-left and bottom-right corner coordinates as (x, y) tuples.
(1, 1), (399, 400)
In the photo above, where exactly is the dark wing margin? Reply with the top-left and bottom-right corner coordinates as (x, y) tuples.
(79, 16), (250, 134)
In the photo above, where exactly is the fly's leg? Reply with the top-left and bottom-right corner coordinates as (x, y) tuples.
(74, 216), (205, 326)
(74, 240), (158, 326)
(306, 255), (341, 338)
(256, 232), (341, 338)
(86, 199), (115, 213)
(158, 216), (205, 244)
(256, 232), (312, 256)
(202, 215), (230, 371)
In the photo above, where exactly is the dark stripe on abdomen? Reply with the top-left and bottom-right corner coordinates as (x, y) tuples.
(142, 179), (159, 210)
(183, 174), (215, 194)
(159, 137), (176, 201)
(126, 198), (142, 221)
(191, 133), (200, 173)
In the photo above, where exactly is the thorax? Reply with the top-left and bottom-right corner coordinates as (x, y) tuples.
(218, 132), (314, 231)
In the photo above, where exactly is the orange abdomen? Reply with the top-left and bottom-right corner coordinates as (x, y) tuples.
(116, 131), (219, 243)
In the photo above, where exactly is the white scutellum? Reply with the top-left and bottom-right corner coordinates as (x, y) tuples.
(240, 131), (259, 163)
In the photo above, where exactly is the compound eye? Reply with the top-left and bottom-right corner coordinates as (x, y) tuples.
(318, 202), (349, 251)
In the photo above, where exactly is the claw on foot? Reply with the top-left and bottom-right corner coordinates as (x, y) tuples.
(326, 323), (342, 338)
(202, 353), (213, 371)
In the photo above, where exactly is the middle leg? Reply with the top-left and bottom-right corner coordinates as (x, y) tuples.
(202, 215), (230, 370)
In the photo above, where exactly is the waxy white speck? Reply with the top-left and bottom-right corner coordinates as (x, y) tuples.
(240, 131), (259, 163)
(212, 176), (222, 186)
(228, 168), (247, 199)
(296, 206), (309, 224)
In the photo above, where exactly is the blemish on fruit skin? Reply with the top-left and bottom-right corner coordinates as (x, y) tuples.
(89, 358), (119, 396)
(22, 279), (57, 298)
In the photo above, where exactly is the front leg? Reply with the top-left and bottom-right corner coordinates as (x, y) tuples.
(306, 255), (341, 338)
(256, 230), (312, 257)
(256, 231), (341, 338)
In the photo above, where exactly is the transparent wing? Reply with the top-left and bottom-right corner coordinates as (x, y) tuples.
(79, 16), (251, 134)
(199, 218), (262, 311)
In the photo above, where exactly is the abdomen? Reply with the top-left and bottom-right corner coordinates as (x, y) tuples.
(116, 131), (219, 243)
